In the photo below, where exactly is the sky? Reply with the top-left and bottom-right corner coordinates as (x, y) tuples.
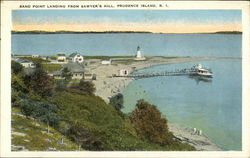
(12, 10), (242, 33)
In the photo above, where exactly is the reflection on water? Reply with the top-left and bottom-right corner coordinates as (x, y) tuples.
(188, 75), (213, 84)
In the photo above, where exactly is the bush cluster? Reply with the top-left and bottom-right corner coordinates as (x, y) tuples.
(129, 99), (174, 145)
(109, 93), (124, 111)
(67, 80), (96, 95)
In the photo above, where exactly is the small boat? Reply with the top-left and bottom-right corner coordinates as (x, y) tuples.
(192, 64), (213, 78)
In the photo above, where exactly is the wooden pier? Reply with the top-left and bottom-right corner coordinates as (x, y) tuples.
(114, 68), (200, 79)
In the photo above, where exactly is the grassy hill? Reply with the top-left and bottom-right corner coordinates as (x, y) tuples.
(49, 91), (194, 151)
(11, 91), (195, 151)
(11, 107), (80, 151)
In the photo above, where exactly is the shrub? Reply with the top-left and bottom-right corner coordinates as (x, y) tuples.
(109, 93), (124, 111)
(20, 99), (60, 127)
(55, 80), (67, 92)
(68, 80), (95, 95)
(78, 80), (95, 95)
(61, 67), (72, 81)
(11, 89), (26, 107)
(66, 123), (104, 151)
(129, 99), (174, 145)
(11, 61), (23, 74)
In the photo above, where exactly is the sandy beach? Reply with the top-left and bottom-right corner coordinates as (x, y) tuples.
(169, 123), (221, 151)
(88, 56), (227, 151)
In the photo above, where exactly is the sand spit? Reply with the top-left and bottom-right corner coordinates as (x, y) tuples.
(89, 56), (233, 151)
(91, 56), (232, 102)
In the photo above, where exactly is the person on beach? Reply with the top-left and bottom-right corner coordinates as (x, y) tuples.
(193, 128), (197, 134)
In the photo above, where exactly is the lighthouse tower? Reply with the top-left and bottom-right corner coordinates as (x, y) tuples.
(136, 46), (142, 58)
(135, 46), (145, 60)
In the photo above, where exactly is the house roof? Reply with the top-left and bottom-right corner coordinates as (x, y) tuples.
(62, 63), (85, 73)
(69, 52), (82, 57)
(16, 58), (33, 63)
(57, 53), (66, 56)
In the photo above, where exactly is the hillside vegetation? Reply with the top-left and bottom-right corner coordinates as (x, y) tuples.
(11, 61), (195, 151)
(12, 107), (79, 151)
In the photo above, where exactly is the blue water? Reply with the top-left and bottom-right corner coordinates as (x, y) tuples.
(12, 33), (241, 57)
(12, 33), (242, 150)
(122, 60), (242, 150)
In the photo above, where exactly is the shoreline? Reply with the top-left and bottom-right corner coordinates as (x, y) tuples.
(168, 123), (221, 151)
(90, 56), (230, 151)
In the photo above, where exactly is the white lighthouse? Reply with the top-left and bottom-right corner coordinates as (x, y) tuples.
(136, 46), (142, 58)
(134, 46), (145, 60)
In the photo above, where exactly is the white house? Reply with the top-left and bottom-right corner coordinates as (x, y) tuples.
(52, 63), (96, 80)
(32, 54), (40, 58)
(21, 61), (35, 68)
(119, 69), (129, 76)
(57, 53), (67, 63)
(101, 59), (112, 65)
(69, 52), (84, 63)
(16, 58), (35, 68)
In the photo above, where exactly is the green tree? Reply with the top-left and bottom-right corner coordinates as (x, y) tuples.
(129, 99), (174, 145)
(61, 67), (72, 81)
(11, 61), (23, 74)
(12, 74), (29, 93)
(24, 63), (54, 97)
(109, 93), (124, 111)
(11, 89), (26, 107)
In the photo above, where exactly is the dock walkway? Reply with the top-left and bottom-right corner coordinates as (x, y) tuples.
(114, 68), (200, 78)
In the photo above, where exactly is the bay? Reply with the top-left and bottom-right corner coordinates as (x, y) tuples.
(12, 33), (241, 57)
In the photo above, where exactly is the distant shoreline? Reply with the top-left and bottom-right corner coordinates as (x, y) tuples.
(11, 30), (152, 34)
(11, 30), (242, 34)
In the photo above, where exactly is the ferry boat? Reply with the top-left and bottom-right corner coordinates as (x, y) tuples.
(193, 64), (213, 78)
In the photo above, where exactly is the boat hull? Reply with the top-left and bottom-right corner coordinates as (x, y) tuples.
(190, 73), (213, 78)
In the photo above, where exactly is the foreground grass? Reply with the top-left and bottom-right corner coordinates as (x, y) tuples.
(11, 107), (80, 151)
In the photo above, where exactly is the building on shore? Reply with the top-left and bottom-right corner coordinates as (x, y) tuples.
(57, 53), (67, 64)
(62, 63), (85, 79)
(32, 54), (40, 58)
(69, 52), (84, 63)
(52, 62), (95, 80)
(134, 46), (146, 61)
(118, 69), (129, 76)
(14, 58), (35, 68)
(101, 59), (112, 65)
